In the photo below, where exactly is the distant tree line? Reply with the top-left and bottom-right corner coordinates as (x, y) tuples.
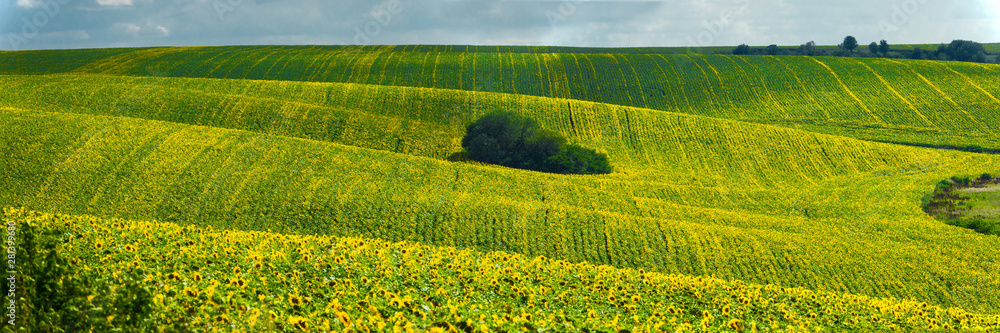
(731, 37), (999, 64)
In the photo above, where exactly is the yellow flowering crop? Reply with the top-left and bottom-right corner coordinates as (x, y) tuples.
(2, 46), (1000, 329)
(5, 207), (999, 332)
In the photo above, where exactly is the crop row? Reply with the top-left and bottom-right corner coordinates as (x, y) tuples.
(3, 47), (998, 149)
(2, 106), (999, 313)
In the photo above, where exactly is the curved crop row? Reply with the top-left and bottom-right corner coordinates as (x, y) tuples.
(2, 106), (1000, 313)
(2, 47), (997, 149)
(0, 74), (962, 188)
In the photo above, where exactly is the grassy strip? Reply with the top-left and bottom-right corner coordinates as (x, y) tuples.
(923, 174), (1000, 235)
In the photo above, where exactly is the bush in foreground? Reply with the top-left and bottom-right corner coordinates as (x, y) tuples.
(461, 111), (611, 174)
(3, 215), (154, 332)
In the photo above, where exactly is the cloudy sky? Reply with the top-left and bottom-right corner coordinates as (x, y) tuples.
(1, 0), (998, 51)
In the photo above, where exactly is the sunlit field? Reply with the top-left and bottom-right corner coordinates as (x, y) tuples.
(2, 46), (999, 331)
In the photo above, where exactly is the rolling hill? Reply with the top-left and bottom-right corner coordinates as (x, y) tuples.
(3, 45), (999, 151)
(2, 46), (1000, 331)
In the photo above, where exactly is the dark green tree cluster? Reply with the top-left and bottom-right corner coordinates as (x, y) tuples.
(461, 111), (611, 175)
(732, 44), (752, 55)
(730, 37), (997, 63)
(942, 40), (988, 62)
(905, 40), (989, 62)
(799, 41), (816, 56)
(840, 36), (859, 53)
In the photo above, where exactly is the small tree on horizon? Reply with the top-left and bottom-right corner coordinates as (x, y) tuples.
(732, 44), (752, 55)
(868, 42), (879, 55)
(879, 40), (890, 55)
(766, 44), (780, 55)
(798, 41), (816, 56)
(841, 36), (859, 53)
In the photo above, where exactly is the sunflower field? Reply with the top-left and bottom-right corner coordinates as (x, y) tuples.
(1, 46), (1000, 331)
(6, 207), (999, 332)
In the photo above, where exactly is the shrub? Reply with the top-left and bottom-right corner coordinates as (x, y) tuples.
(543, 144), (612, 175)
(461, 111), (611, 174)
(732, 44), (752, 55)
(4, 221), (154, 332)
(980, 173), (993, 181)
(955, 218), (999, 236)
(950, 176), (971, 186)
(446, 151), (469, 162)
(945, 40), (986, 62)
(966, 145), (985, 154)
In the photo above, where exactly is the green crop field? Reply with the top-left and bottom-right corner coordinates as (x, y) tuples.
(3, 45), (998, 151)
(983, 43), (1000, 53)
(2, 46), (1000, 331)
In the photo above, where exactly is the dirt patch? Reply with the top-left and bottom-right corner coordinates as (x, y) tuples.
(967, 208), (1000, 217)
(956, 185), (1000, 193)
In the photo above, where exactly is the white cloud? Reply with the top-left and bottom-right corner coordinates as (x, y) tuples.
(16, 0), (43, 8)
(156, 25), (169, 36)
(116, 23), (141, 34)
(96, 0), (133, 6)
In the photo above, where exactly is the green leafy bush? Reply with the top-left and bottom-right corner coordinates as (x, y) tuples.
(461, 112), (611, 174)
(950, 176), (971, 186)
(3, 220), (154, 332)
(957, 218), (1000, 235)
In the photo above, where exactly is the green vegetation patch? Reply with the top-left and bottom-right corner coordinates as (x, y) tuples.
(1, 217), (156, 331)
(923, 174), (1000, 235)
(460, 111), (611, 175)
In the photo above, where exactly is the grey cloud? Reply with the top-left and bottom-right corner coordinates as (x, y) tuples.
(0, 0), (997, 51)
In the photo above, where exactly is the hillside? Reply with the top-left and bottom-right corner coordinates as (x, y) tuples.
(3, 73), (1000, 314)
(2, 46), (999, 152)
(2, 46), (1000, 330)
